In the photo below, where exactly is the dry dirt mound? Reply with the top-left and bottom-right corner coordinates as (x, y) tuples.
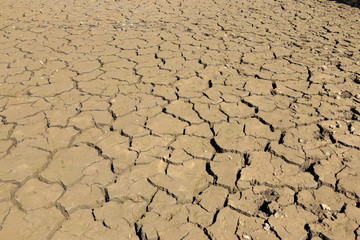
(0, 0), (359, 239)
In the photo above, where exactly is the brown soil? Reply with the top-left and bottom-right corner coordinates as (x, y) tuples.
(0, 0), (360, 239)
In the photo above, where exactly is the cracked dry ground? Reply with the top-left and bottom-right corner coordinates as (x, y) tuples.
(0, 0), (360, 239)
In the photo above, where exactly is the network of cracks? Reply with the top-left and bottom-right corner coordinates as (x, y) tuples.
(0, 0), (360, 239)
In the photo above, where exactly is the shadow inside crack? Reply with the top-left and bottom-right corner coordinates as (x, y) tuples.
(329, 0), (360, 9)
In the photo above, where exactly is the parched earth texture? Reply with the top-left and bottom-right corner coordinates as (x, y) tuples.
(0, 0), (360, 239)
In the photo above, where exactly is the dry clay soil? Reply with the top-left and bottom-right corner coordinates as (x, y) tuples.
(0, 0), (360, 239)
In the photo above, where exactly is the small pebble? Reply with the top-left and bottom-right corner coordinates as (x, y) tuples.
(274, 211), (286, 218)
(242, 234), (251, 240)
(321, 203), (331, 211)
(263, 223), (271, 231)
